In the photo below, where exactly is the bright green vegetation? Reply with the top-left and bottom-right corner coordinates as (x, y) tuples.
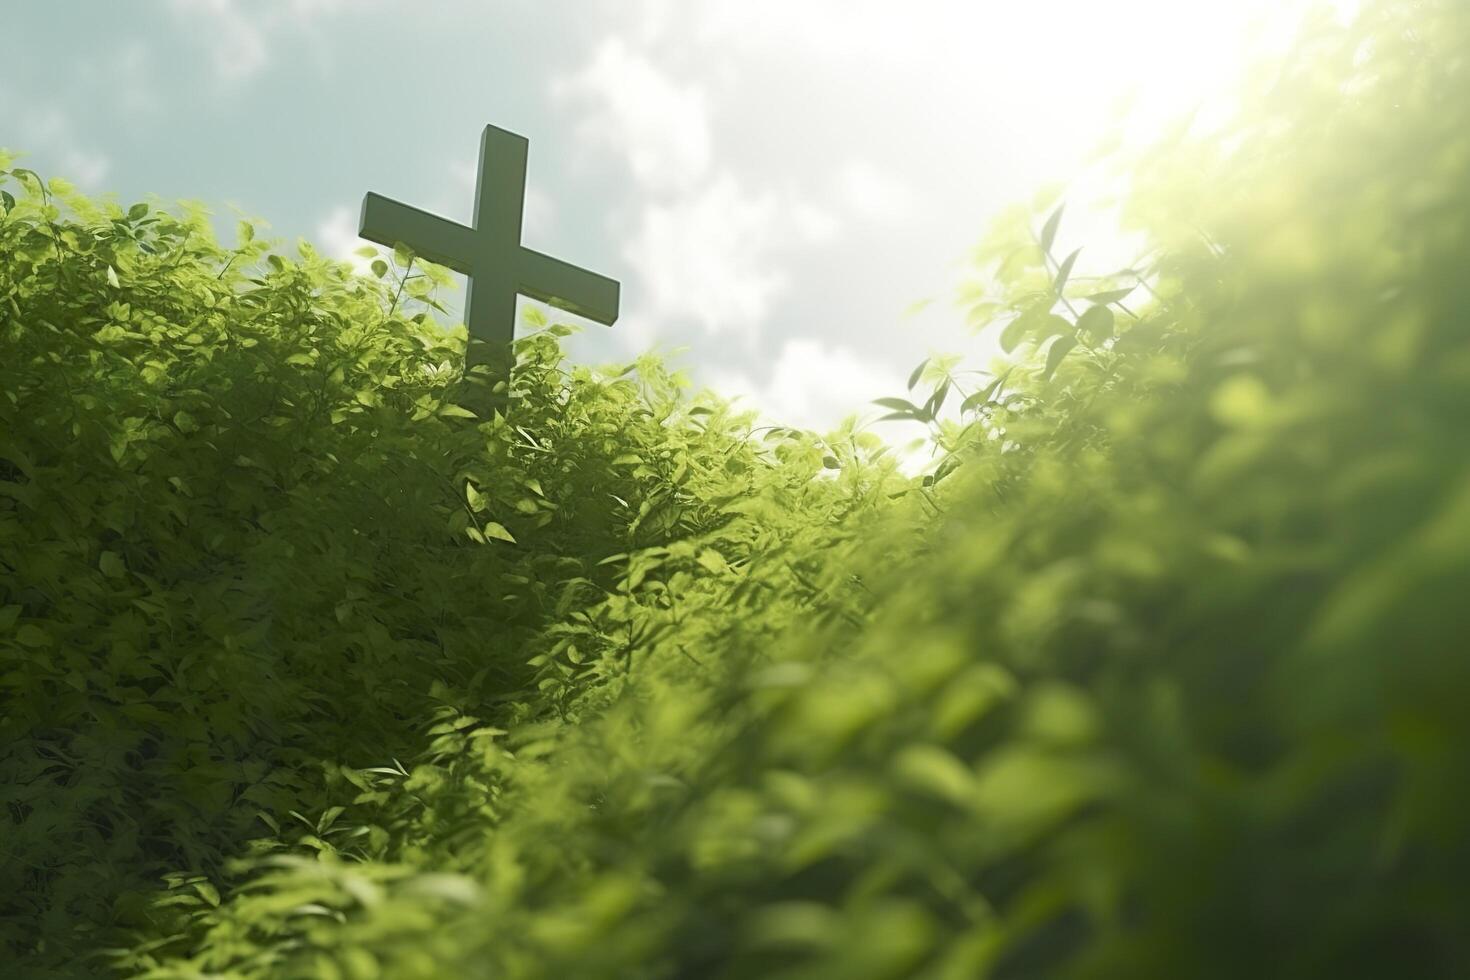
(4, 2), (1469, 976)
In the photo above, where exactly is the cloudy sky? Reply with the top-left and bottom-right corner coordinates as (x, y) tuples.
(4, 0), (1341, 432)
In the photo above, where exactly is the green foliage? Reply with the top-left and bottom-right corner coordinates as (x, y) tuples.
(5, 0), (1470, 975)
(0, 163), (901, 973)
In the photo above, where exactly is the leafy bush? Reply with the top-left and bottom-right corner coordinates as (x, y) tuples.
(5, 0), (1470, 976)
(0, 164), (901, 973)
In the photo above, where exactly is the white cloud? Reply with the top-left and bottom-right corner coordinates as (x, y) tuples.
(113, 42), (162, 116)
(552, 36), (711, 193)
(448, 160), (477, 195)
(521, 186), (557, 243)
(171, 0), (269, 80)
(285, 0), (349, 19)
(315, 204), (375, 274)
(621, 173), (847, 343)
(690, 0), (925, 67)
(68, 40), (161, 118)
(16, 105), (111, 189)
(556, 0), (1346, 426)
(790, 199), (840, 244)
(60, 149), (110, 189)
(831, 159), (914, 223)
(706, 336), (903, 433)
(548, 25), (928, 356)
(168, 0), (354, 82)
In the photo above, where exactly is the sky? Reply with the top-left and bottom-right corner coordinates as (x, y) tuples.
(4, 0), (1348, 434)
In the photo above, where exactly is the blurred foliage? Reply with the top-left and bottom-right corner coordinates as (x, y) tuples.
(4, 0), (1470, 975)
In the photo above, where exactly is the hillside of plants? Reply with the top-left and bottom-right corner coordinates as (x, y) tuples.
(4, 2), (1469, 976)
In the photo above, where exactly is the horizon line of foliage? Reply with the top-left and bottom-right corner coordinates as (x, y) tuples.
(6, 0), (1470, 974)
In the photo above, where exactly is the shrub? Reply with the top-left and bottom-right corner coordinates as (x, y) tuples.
(0, 168), (900, 973)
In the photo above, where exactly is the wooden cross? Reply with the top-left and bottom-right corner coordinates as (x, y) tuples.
(359, 124), (620, 386)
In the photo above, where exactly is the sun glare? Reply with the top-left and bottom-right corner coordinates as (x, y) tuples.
(926, 0), (1365, 307)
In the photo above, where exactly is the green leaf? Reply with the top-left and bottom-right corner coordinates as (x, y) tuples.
(1039, 203), (1064, 255)
(371, 259), (389, 279)
(0, 605), (20, 632)
(483, 522), (516, 544)
(1053, 248), (1082, 296)
(1040, 313), (1075, 339)
(961, 374), (1005, 413)
(99, 551), (127, 578)
(1042, 335), (1077, 380)
(696, 550), (730, 574)
(16, 624), (49, 648)
(193, 881), (220, 907)
(893, 744), (978, 805)
(1077, 304), (1115, 343)
(1086, 286), (1136, 305)
(128, 202), (149, 221)
(466, 482), (486, 512)
(437, 403), (478, 419)
(106, 265), (120, 288)
(907, 358), (929, 391)
(999, 315), (1029, 354)
(923, 379), (952, 418)
(872, 397), (921, 414)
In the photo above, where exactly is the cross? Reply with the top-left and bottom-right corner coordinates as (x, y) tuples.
(359, 124), (620, 386)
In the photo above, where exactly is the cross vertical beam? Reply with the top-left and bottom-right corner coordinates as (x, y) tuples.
(464, 125), (525, 354)
(359, 124), (620, 388)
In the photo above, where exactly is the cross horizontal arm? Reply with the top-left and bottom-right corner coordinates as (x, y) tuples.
(517, 248), (620, 326)
(359, 192), (478, 275)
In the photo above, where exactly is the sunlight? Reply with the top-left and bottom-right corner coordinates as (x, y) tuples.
(940, 0), (1360, 157)
(932, 0), (1365, 321)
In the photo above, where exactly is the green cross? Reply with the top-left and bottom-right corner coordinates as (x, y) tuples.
(359, 124), (620, 382)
